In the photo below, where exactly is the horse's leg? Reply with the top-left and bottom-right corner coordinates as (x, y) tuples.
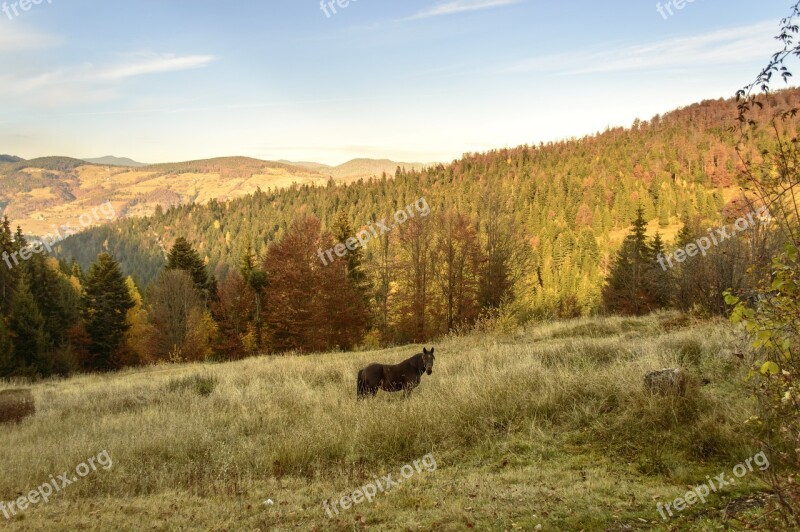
(404, 381), (418, 398)
(357, 370), (364, 400)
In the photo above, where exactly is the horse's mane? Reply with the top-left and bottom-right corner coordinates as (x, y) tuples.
(401, 353), (425, 374)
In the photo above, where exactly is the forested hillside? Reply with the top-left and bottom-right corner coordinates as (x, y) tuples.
(55, 89), (796, 310)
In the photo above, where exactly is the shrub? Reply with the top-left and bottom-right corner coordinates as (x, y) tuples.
(0, 388), (35, 424)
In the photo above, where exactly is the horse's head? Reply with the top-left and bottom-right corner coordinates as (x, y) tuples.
(422, 347), (435, 375)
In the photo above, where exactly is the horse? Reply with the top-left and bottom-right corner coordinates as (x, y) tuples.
(357, 347), (435, 399)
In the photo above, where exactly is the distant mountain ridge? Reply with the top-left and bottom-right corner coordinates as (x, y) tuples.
(0, 154), (433, 236)
(82, 156), (146, 167)
(0, 155), (23, 164)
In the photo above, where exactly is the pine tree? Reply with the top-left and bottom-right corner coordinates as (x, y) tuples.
(0, 317), (15, 377)
(69, 257), (84, 282)
(80, 253), (135, 370)
(8, 275), (49, 376)
(13, 226), (26, 250)
(25, 255), (79, 348)
(602, 207), (663, 315)
(650, 232), (673, 308)
(239, 244), (266, 349)
(166, 237), (212, 300)
(0, 216), (17, 313)
(331, 211), (371, 302)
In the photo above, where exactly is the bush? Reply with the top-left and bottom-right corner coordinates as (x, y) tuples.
(0, 388), (35, 424)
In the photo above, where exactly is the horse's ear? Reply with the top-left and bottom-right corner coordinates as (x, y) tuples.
(423, 347), (429, 355)
(430, 347), (435, 357)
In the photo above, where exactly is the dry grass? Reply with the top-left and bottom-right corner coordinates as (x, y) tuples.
(0, 313), (772, 530)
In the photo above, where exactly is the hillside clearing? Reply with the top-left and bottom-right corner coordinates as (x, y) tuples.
(0, 313), (771, 530)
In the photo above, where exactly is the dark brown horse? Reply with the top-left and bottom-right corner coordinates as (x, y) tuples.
(357, 348), (435, 399)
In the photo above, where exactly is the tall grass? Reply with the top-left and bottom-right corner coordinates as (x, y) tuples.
(0, 313), (759, 526)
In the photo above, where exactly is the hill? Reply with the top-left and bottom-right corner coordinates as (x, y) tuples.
(0, 314), (770, 529)
(0, 156), (333, 236)
(277, 159), (332, 171)
(82, 156), (146, 167)
(0, 154), (432, 237)
(0, 155), (23, 164)
(325, 158), (431, 182)
(279, 158), (431, 181)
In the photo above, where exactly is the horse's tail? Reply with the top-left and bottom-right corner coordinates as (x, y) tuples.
(357, 369), (366, 400)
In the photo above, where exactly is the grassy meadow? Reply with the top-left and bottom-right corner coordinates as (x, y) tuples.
(0, 313), (773, 530)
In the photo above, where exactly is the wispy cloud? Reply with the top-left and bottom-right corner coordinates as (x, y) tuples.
(97, 53), (216, 81)
(503, 21), (779, 75)
(0, 23), (58, 52)
(408, 0), (522, 20)
(0, 52), (217, 109)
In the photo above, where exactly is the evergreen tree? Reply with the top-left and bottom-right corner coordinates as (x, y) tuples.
(69, 258), (84, 284)
(166, 237), (213, 301)
(80, 253), (135, 370)
(0, 216), (16, 313)
(332, 211), (371, 302)
(8, 275), (49, 376)
(602, 208), (663, 315)
(25, 255), (79, 348)
(650, 232), (673, 308)
(0, 317), (13, 377)
(13, 226), (26, 250)
(238, 244), (266, 349)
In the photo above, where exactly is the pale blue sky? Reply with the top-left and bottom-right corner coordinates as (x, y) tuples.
(0, 0), (795, 165)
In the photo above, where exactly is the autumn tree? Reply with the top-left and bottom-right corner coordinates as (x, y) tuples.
(212, 271), (256, 359)
(147, 270), (216, 362)
(432, 210), (482, 332)
(395, 216), (434, 342)
(121, 276), (151, 365)
(263, 216), (368, 352)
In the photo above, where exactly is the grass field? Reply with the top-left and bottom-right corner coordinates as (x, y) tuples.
(0, 313), (773, 530)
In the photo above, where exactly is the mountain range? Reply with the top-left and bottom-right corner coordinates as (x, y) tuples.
(0, 155), (429, 236)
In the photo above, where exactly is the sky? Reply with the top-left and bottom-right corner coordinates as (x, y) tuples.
(0, 0), (797, 166)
